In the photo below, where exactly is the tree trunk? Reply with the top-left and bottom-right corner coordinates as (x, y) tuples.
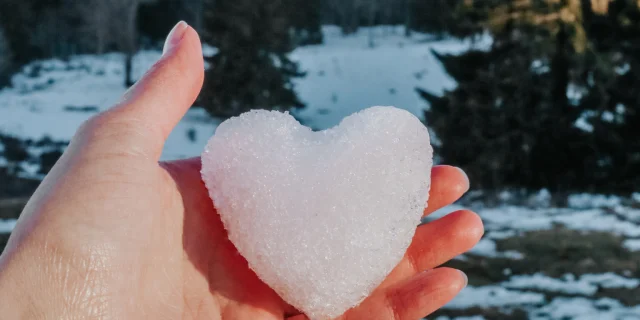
(96, 25), (106, 54)
(191, 0), (204, 32)
(551, 23), (570, 116)
(124, 0), (139, 87)
(368, 3), (376, 47)
(404, 0), (412, 37)
(125, 52), (134, 87)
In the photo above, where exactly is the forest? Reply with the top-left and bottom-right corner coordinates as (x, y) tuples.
(1, 0), (640, 198)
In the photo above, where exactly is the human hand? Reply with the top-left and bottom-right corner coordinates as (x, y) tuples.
(0, 22), (483, 319)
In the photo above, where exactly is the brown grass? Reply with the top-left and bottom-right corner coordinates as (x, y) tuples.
(428, 227), (640, 319)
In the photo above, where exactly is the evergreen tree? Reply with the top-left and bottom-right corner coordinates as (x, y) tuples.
(576, 0), (640, 191)
(409, 0), (464, 38)
(287, 0), (324, 45)
(0, 0), (46, 65)
(200, 0), (306, 119)
(419, 0), (640, 193)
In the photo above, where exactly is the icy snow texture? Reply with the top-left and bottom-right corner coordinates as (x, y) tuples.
(201, 107), (433, 320)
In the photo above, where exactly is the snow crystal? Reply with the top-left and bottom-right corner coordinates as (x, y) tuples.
(201, 107), (432, 320)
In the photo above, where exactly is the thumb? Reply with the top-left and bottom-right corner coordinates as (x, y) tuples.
(77, 21), (205, 160)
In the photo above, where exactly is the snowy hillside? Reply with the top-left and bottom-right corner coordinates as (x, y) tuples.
(0, 26), (489, 165)
(2, 26), (639, 320)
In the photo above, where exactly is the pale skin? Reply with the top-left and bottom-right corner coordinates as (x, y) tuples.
(0, 22), (484, 319)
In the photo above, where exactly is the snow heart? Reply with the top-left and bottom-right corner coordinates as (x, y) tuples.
(201, 106), (433, 319)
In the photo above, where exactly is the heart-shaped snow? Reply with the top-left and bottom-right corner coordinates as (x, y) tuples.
(201, 106), (433, 319)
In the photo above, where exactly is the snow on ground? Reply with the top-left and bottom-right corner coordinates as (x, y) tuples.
(0, 219), (16, 233)
(435, 317), (486, 320)
(468, 238), (524, 259)
(0, 26), (489, 163)
(502, 273), (639, 295)
(533, 298), (640, 320)
(467, 206), (640, 237)
(291, 26), (491, 129)
(436, 269), (640, 319)
(426, 197), (640, 320)
(1, 26), (638, 320)
(624, 239), (640, 252)
(446, 285), (546, 309)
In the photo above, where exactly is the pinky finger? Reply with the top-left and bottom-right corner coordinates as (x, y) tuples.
(340, 268), (467, 320)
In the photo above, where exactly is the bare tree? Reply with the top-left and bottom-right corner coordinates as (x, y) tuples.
(327, 0), (360, 34)
(118, 0), (147, 87)
(182, 0), (204, 33)
(360, 0), (378, 47)
(0, 27), (12, 87)
(74, 0), (113, 54)
(75, 0), (155, 86)
(404, 0), (413, 36)
(30, 5), (80, 58)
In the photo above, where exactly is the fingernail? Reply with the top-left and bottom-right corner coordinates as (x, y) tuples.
(455, 167), (469, 186)
(163, 21), (188, 55)
(458, 270), (468, 288)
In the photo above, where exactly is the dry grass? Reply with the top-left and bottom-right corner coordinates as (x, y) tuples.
(429, 227), (640, 319)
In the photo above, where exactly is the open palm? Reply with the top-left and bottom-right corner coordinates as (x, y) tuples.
(0, 23), (483, 319)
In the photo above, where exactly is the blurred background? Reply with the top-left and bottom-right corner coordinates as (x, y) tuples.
(1, 0), (640, 318)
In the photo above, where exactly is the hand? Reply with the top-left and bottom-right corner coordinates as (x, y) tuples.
(0, 22), (483, 319)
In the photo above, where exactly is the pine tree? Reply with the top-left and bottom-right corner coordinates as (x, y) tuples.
(576, 0), (640, 191)
(409, 0), (464, 38)
(287, 0), (324, 45)
(200, 0), (306, 119)
(419, 0), (614, 192)
(0, 0), (43, 65)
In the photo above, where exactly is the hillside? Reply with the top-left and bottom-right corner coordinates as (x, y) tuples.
(1, 26), (639, 320)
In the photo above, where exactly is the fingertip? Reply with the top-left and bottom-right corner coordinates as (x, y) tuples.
(181, 25), (205, 83)
(458, 269), (469, 288)
(422, 267), (467, 292)
(432, 165), (470, 196)
(406, 209), (484, 275)
(450, 209), (485, 243)
(106, 24), (205, 158)
(453, 166), (470, 193)
(155, 24), (205, 99)
(425, 165), (470, 216)
(385, 268), (466, 319)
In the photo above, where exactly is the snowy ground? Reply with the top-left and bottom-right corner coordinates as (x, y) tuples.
(1, 26), (639, 319)
(1, 193), (638, 319)
(0, 26), (489, 167)
(427, 192), (640, 320)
